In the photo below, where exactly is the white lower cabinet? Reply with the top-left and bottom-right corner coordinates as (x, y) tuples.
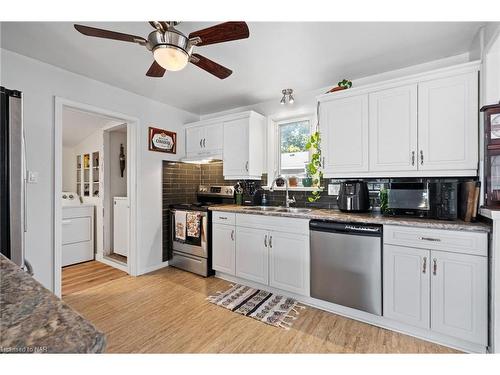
(212, 212), (310, 296)
(383, 244), (430, 329)
(383, 225), (488, 346)
(235, 226), (269, 285)
(269, 231), (310, 296)
(212, 223), (236, 275)
(431, 251), (488, 345)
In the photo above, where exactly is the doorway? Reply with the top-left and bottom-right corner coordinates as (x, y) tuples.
(54, 98), (139, 297)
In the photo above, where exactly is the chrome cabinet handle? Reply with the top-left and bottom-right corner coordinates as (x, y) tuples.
(203, 138), (206, 148)
(422, 256), (427, 274)
(218, 216), (227, 220)
(420, 236), (441, 242)
(264, 234), (268, 247)
(269, 235), (272, 248)
(199, 139), (203, 148)
(231, 230), (234, 241)
(245, 161), (249, 172)
(420, 150), (424, 165)
(433, 258), (437, 276)
(411, 151), (415, 166)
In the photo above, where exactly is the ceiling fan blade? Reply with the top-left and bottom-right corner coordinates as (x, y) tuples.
(190, 54), (232, 79)
(146, 61), (166, 77)
(189, 22), (249, 46)
(74, 24), (147, 45)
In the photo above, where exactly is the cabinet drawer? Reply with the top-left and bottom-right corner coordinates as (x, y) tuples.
(62, 217), (92, 245)
(384, 225), (488, 256)
(212, 211), (236, 225)
(62, 241), (93, 267)
(236, 213), (309, 235)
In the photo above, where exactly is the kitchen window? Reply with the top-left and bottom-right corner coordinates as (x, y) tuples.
(277, 117), (312, 179)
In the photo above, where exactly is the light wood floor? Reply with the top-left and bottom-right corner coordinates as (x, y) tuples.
(62, 261), (128, 297)
(63, 261), (459, 354)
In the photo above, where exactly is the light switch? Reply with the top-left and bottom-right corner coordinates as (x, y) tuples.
(27, 171), (38, 184)
(328, 183), (340, 195)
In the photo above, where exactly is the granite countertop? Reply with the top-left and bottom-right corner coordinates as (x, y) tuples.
(209, 205), (491, 233)
(0, 255), (106, 353)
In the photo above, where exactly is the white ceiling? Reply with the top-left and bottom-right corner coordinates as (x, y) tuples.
(1, 22), (485, 115)
(62, 108), (123, 147)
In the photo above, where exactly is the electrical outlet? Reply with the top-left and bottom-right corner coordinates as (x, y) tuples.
(328, 183), (340, 195)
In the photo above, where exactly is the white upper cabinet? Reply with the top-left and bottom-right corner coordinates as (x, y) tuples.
(369, 84), (418, 172)
(223, 112), (265, 180)
(185, 121), (223, 158)
(318, 63), (480, 177)
(321, 94), (369, 175)
(418, 72), (478, 171)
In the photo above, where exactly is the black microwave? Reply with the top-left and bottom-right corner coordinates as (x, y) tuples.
(383, 182), (458, 220)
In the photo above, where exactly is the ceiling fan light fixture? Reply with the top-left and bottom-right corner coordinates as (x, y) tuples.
(153, 45), (189, 71)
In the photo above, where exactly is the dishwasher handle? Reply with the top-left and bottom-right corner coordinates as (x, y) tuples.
(310, 220), (382, 237)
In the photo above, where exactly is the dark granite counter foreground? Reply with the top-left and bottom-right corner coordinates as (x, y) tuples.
(209, 205), (491, 233)
(0, 255), (106, 353)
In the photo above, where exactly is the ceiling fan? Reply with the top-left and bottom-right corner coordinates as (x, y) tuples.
(74, 21), (249, 79)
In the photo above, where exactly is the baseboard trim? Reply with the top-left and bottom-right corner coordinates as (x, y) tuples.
(139, 261), (169, 275)
(215, 271), (487, 354)
(96, 254), (129, 273)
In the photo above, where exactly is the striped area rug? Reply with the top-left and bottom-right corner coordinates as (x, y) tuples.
(207, 284), (304, 329)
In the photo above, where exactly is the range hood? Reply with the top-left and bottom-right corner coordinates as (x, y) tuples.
(181, 153), (223, 164)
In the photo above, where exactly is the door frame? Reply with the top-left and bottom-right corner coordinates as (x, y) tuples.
(54, 97), (140, 297)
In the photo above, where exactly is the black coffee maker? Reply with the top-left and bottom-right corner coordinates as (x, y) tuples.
(337, 180), (370, 212)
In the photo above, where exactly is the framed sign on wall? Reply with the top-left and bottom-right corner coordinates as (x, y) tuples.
(148, 127), (177, 154)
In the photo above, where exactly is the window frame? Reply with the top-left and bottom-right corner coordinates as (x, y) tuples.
(269, 114), (315, 188)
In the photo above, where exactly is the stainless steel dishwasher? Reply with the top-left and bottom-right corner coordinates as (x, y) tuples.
(310, 220), (382, 316)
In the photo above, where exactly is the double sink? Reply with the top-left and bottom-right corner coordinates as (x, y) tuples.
(243, 206), (312, 214)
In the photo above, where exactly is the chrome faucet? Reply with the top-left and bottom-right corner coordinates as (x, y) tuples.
(269, 176), (296, 208)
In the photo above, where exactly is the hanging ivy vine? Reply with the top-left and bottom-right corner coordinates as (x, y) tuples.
(305, 102), (323, 202)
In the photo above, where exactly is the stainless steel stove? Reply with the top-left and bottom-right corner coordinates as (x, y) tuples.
(168, 185), (234, 276)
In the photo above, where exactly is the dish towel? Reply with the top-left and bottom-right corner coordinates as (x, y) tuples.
(186, 211), (201, 238)
(175, 211), (187, 241)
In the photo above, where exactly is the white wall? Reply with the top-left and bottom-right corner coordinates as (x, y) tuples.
(109, 130), (127, 198)
(0, 48), (198, 290)
(62, 146), (76, 191)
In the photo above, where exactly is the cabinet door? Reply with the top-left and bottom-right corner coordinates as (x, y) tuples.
(212, 223), (236, 275)
(369, 85), (418, 171)
(431, 250), (487, 345)
(186, 126), (204, 156)
(223, 118), (249, 177)
(203, 122), (223, 153)
(383, 244), (430, 329)
(269, 231), (309, 296)
(321, 94), (369, 175)
(418, 72), (478, 171)
(235, 226), (268, 285)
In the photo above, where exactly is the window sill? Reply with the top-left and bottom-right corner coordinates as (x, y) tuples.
(262, 186), (324, 192)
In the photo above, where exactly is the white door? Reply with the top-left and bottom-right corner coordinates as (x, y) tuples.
(113, 198), (129, 257)
(383, 244), (430, 329)
(418, 72), (478, 171)
(430, 250), (487, 345)
(369, 84), (418, 171)
(223, 118), (249, 177)
(320, 94), (369, 175)
(203, 123), (223, 153)
(212, 223), (235, 275)
(185, 126), (204, 156)
(235, 226), (268, 285)
(269, 231), (309, 296)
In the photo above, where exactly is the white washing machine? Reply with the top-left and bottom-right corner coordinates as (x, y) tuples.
(61, 192), (94, 266)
